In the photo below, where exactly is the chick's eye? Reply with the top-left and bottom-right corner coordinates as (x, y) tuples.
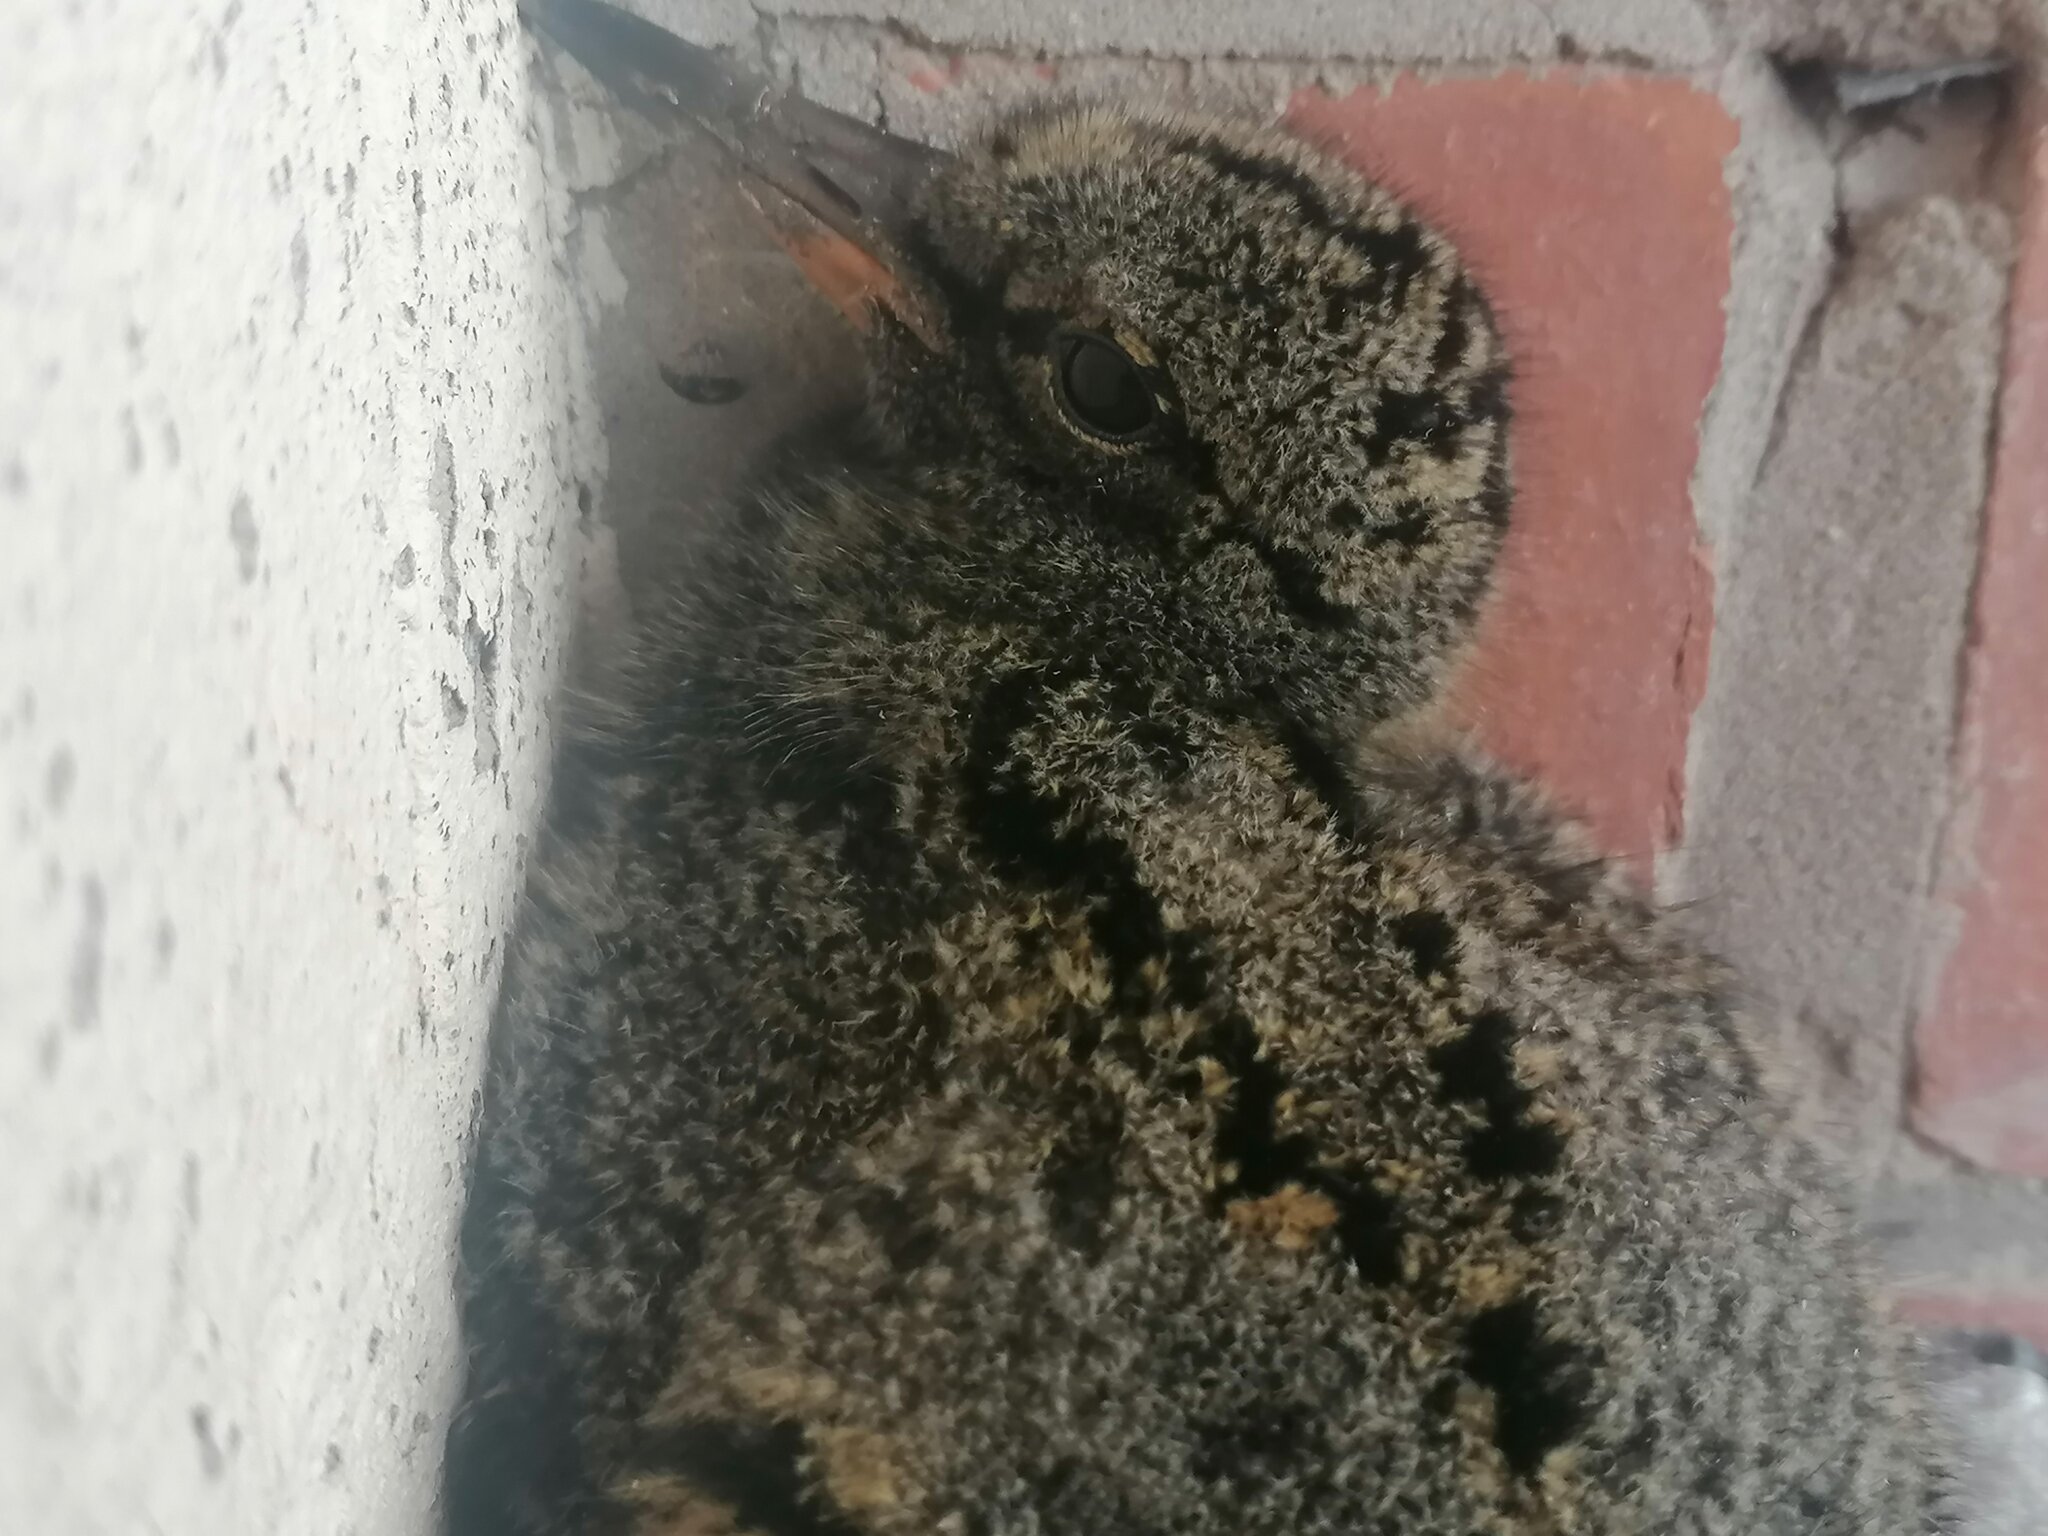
(1053, 330), (1155, 441)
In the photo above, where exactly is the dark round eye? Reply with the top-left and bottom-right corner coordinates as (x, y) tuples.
(1053, 330), (1156, 442)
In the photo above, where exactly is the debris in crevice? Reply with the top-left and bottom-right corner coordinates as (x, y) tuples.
(1775, 56), (2013, 118)
(1774, 54), (2016, 218)
(1828, 60), (2014, 114)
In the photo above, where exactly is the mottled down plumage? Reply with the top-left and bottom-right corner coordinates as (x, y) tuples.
(446, 99), (1953, 1536)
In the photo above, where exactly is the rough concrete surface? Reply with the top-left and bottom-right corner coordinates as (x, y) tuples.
(0, 4), (606, 1532)
(1914, 102), (2048, 1176)
(1684, 57), (1838, 555)
(1676, 198), (2011, 1172)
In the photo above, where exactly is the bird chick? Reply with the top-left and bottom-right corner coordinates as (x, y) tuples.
(449, 7), (1953, 1534)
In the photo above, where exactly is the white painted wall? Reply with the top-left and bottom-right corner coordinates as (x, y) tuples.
(0, 4), (608, 1530)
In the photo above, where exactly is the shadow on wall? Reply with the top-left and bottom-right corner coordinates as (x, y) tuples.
(538, 47), (867, 637)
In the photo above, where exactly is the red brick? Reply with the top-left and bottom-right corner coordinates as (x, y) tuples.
(1893, 1291), (2048, 1356)
(1911, 102), (2048, 1177)
(1289, 76), (1733, 873)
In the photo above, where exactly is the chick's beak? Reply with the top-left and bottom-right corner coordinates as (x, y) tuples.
(522, 0), (950, 351)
